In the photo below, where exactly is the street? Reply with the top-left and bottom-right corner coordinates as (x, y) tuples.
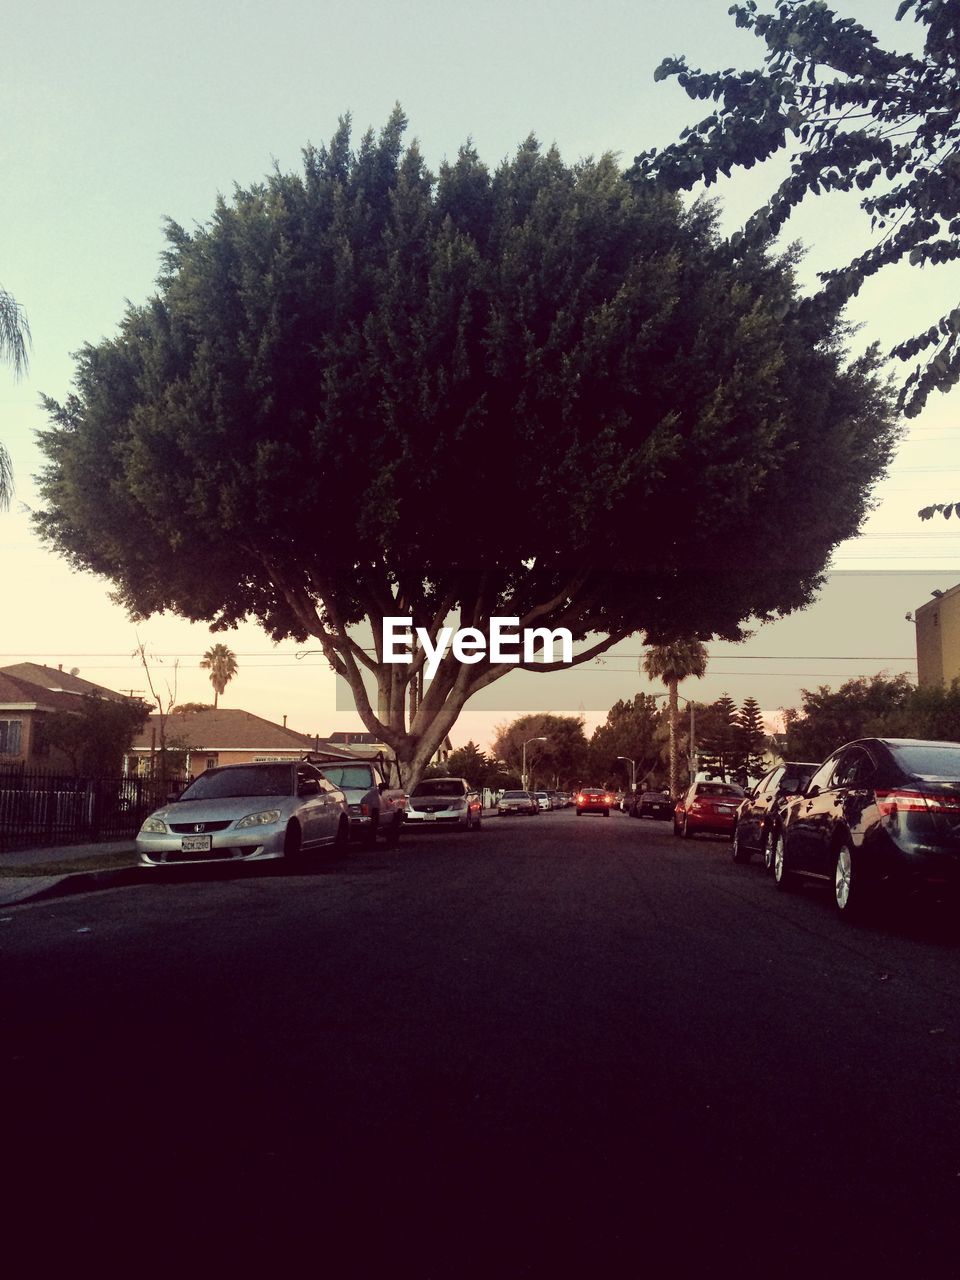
(3, 809), (960, 1275)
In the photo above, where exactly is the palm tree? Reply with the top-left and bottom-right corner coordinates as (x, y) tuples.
(641, 640), (708, 800)
(200, 643), (238, 708)
(0, 286), (31, 511)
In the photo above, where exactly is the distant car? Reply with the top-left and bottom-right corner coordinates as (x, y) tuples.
(674, 781), (746, 839)
(576, 787), (613, 816)
(774, 737), (960, 918)
(533, 791), (552, 812)
(636, 790), (673, 821)
(731, 761), (819, 867)
(137, 760), (349, 867)
(404, 777), (483, 831)
(498, 789), (539, 816)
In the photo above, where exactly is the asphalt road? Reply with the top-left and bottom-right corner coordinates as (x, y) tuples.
(3, 809), (960, 1275)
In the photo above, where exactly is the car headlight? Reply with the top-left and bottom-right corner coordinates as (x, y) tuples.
(449, 799), (467, 811)
(236, 809), (282, 829)
(140, 816), (167, 834)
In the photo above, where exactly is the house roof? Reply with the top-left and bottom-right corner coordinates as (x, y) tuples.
(0, 671), (87, 712)
(130, 708), (315, 752)
(0, 663), (129, 701)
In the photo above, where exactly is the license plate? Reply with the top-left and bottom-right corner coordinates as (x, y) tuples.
(423, 813), (437, 821)
(717, 806), (733, 814)
(181, 834), (212, 852)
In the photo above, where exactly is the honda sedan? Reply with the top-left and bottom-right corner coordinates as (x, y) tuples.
(137, 761), (349, 867)
(774, 737), (960, 918)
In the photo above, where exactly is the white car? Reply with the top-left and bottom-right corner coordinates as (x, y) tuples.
(404, 777), (483, 830)
(137, 761), (348, 867)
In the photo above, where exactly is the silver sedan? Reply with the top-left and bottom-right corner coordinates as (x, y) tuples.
(136, 761), (348, 867)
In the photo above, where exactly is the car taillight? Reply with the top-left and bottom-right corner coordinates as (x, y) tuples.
(690, 801), (703, 812)
(604, 795), (613, 805)
(576, 794), (585, 804)
(876, 789), (960, 817)
(875, 790), (934, 816)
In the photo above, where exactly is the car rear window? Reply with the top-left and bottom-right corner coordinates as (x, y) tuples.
(320, 765), (373, 789)
(642, 792), (668, 801)
(180, 764), (293, 799)
(502, 791), (528, 800)
(696, 784), (745, 798)
(892, 744), (960, 779)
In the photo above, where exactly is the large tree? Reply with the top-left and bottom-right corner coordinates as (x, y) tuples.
(491, 713), (589, 791)
(35, 110), (898, 787)
(587, 693), (666, 790)
(782, 672), (915, 760)
(0, 285), (30, 510)
(42, 693), (149, 776)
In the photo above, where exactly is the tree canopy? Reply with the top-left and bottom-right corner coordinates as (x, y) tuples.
(35, 109), (898, 785)
(636, 1), (960, 429)
(782, 672), (915, 759)
(42, 693), (149, 775)
(491, 714), (589, 790)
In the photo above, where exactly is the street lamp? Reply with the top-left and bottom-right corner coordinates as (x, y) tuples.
(616, 756), (637, 792)
(522, 736), (548, 790)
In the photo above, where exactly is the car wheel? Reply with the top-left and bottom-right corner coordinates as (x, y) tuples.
(681, 815), (693, 839)
(334, 815), (350, 849)
(731, 825), (751, 863)
(284, 820), (304, 866)
(603, 809), (609, 817)
(471, 813), (482, 832)
(773, 831), (798, 892)
(384, 815), (402, 847)
(673, 817), (681, 836)
(762, 826), (777, 871)
(361, 816), (379, 849)
(834, 840), (869, 920)
(576, 809), (583, 816)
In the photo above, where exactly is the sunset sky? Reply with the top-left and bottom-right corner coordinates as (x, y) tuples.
(4, 0), (959, 747)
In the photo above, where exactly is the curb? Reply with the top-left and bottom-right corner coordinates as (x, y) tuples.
(0, 866), (152, 909)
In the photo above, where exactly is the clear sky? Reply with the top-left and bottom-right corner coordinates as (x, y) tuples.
(3, 0), (959, 748)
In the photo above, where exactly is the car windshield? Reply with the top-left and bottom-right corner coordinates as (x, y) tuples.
(893, 744), (960, 780)
(502, 791), (528, 800)
(412, 780), (466, 797)
(320, 765), (373, 789)
(696, 784), (745, 798)
(180, 764), (293, 800)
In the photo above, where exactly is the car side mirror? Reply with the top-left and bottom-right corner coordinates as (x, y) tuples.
(298, 779), (320, 796)
(378, 781), (388, 793)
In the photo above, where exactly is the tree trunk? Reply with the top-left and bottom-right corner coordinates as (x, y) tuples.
(668, 679), (679, 800)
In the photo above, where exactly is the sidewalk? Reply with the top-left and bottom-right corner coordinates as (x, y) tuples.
(0, 839), (139, 909)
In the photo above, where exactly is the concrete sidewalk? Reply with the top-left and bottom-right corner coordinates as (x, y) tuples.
(0, 840), (139, 909)
(1, 839), (137, 869)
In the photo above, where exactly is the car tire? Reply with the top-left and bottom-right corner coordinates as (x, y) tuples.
(576, 809), (583, 816)
(731, 825), (751, 863)
(361, 816), (379, 849)
(673, 817), (681, 836)
(384, 816), (402, 847)
(284, 820), (304, 867)
(773, 831), (798, 892)
(762, 826), (777, 872)
(334, 815), (350, 849)
(681, 815), (693, 839)
(834, 840), (869, 921)
(603, 809), (609, 817)
(471, 813), (482, 832)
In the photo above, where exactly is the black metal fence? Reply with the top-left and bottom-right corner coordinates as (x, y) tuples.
(0, 767), (189, 852)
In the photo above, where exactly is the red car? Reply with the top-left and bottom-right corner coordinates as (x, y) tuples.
(674, 781), (746, 839)
(576, 788), (614, 816)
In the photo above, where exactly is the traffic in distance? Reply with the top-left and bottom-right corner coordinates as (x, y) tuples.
(133, 736), (960, 925)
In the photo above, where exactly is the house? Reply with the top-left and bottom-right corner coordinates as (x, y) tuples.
(126, 707), (316, 778)
(914, 583), (960, 688)
(0, 663), (133, 769)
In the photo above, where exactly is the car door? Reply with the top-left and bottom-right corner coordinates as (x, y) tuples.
(744, 768), (781, 850)
(788, 754), (840, 873)
(295, 764), (329, 846)
(805, 749), (875, 876)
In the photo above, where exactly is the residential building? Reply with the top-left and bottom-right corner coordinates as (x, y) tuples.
(914, 583), (960, 689)
(0, 663), (133, 770)
(126, 707), (315, 778)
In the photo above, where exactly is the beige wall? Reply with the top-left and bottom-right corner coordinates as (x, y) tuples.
(915, 584), (960, 689)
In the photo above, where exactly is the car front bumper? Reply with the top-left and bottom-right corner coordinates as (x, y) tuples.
(137, 830), (285, 866)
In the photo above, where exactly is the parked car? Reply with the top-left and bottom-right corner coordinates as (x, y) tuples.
(731, 761), (820, 867)
(635, 790), (674, 821)
(533, 791), (553, 812)
(498, 789), (539, 816)
(774, 737), (960, 918)
(137, 760), (348, 867)
(674, 781), (746, 839)
(576, 787), (613, 816)
(404, 777), (483, 830)
(314, 756), (406, 847)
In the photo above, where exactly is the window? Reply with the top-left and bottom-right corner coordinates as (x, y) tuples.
(205, 756), (218, 770)
(0, 719), (23, 755)
(832, 749), (875, 789)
